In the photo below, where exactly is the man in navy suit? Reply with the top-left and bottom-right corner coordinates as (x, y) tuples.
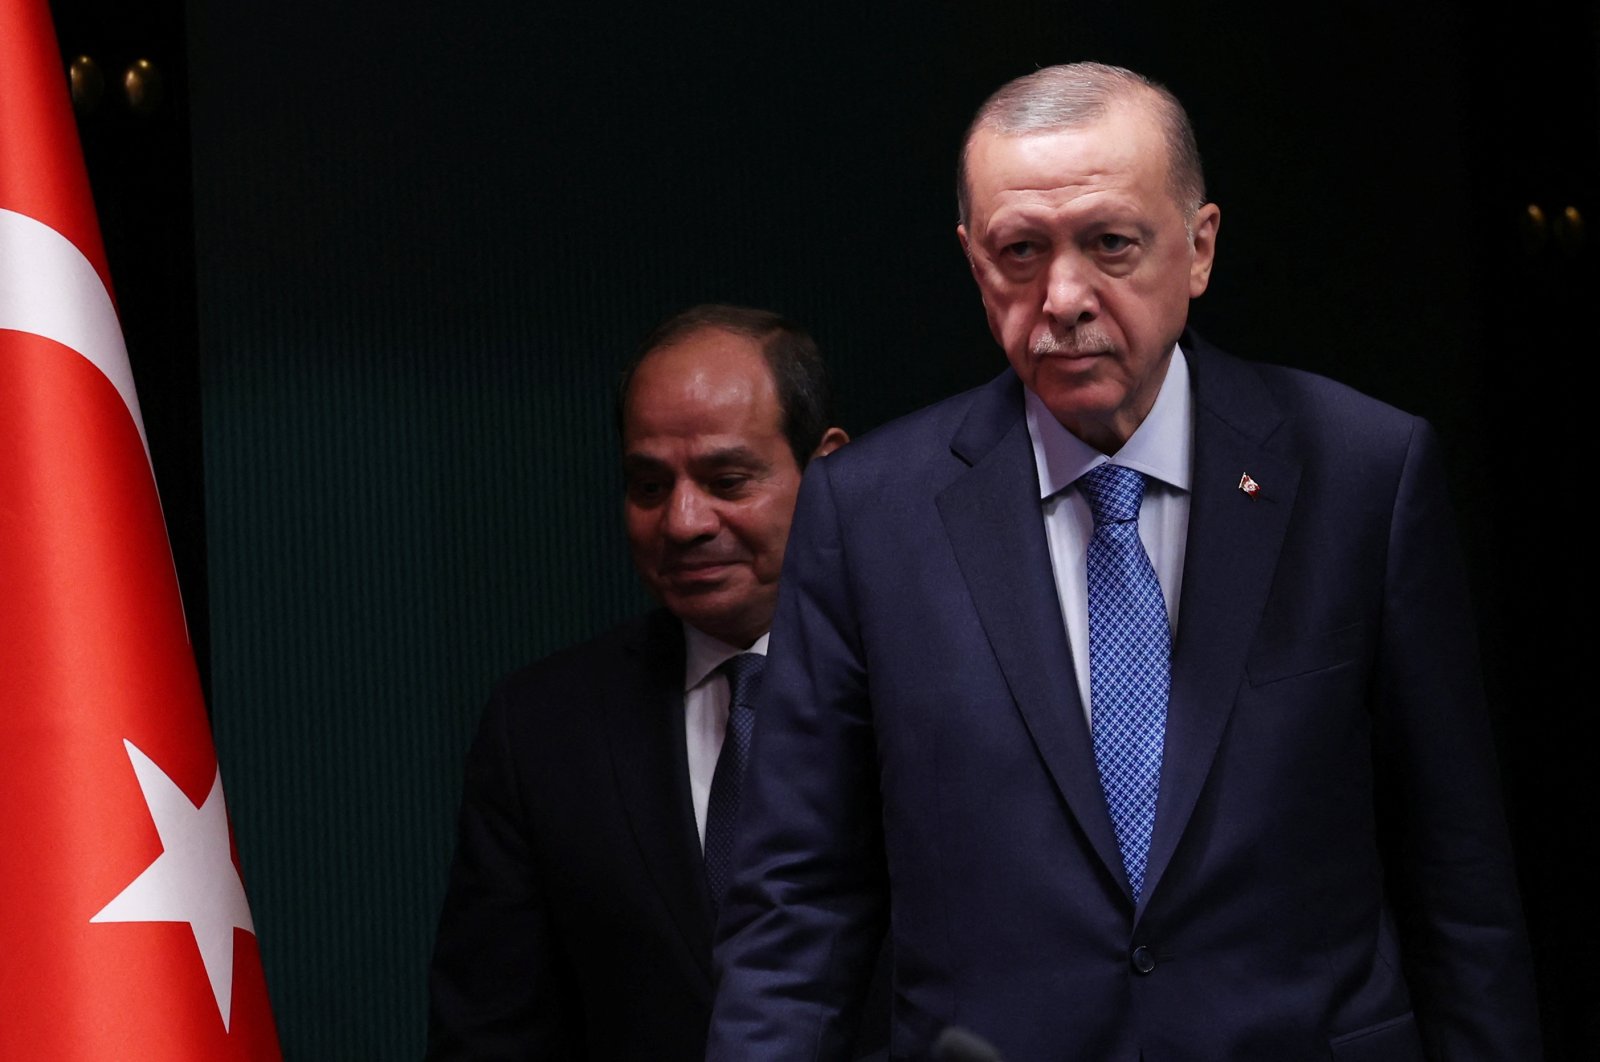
(707, 63), (1541, 1060)
(427, 304), (849, 1059)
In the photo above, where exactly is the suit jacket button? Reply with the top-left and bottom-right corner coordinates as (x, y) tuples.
(1131, 945), (1155, 974)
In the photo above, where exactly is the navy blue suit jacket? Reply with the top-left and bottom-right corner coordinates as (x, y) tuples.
(708, 336), (1539, 1061)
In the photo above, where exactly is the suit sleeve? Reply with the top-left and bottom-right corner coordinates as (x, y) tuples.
(426, 685), (582, 1060)
(707, 455), (890, 1060)
(1374, 418), (1541, 1060)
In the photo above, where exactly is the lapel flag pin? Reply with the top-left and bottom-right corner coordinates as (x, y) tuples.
(1238, 473), (1262, 499)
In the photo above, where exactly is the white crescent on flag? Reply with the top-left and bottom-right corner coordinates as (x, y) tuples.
(0, 205), (149, 457)
(3, 0), (283, 1053)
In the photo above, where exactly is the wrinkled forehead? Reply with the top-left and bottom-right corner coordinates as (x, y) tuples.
(966, 114), (1170, 215)
(961, 92), (1178, 213)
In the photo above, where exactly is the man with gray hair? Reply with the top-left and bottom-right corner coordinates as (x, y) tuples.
(708, 62), (1539, 1060)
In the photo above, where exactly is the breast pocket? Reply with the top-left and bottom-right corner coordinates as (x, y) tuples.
(1245, 621), (1365, 688)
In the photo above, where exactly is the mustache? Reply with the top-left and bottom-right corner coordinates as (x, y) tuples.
(1032, 325), (1116, 358)
(659, 547), (748, 570)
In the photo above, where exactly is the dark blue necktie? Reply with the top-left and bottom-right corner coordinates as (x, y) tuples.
(1079, 464), (1170, 902)
(703, 652), (763, 918)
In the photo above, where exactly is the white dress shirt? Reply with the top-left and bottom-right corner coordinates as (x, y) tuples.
(682, 625), (769, 849)
(1025, 345), (1193, 725)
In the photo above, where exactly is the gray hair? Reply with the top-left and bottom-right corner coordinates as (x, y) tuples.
(956, 62), (1206, 230)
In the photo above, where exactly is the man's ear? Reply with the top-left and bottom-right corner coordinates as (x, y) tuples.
(810, 427), (850, 461)
(1189, 203), (1221, 297)
(957, 224), (975, 273)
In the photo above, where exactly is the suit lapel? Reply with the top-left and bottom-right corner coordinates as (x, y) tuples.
(937, 372), (1129, 892)
(603, 611), (715, 989)
(1138, 339), (1300, 914)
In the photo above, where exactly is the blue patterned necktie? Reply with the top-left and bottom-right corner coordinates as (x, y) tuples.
(703, 652), (764, 919)
(1079, 464), (1170, 902)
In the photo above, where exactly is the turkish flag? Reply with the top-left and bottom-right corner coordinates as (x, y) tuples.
(0, 3), (281, 1057)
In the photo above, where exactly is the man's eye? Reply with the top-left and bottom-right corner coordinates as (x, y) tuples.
(1002, 241), (1039, 260)
(627, 479), (668, 502)
(1097, 233), (1133, 253)
(710, 475), (750, 495)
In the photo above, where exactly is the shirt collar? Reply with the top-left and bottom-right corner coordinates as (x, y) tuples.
(683, 623), (770, 693)
(1024, 343), (1193, 499)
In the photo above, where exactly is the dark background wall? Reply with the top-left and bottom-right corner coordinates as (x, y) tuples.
(54, 0), (1596, 1057)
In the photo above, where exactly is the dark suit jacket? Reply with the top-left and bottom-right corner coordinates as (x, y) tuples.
(428, 611), (891, 1060)
(428, 610), (716, 1060)
(708, 335), (1540, 1061)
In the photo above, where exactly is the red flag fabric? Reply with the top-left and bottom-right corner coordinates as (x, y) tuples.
(0, 3), (281, 1057)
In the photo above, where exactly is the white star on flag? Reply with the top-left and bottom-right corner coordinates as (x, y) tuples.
(4, 1), (281, 1052)
(91, 740), (256, 1031)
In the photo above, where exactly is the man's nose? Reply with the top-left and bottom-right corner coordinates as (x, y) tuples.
(662, 482), (719, 542)
(1042, 252), (1098, 325)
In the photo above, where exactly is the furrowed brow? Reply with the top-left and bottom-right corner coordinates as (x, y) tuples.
(694, 445), (767, 470)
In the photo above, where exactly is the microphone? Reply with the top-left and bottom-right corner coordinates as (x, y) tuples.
(932, 1025), (1004, 1062)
